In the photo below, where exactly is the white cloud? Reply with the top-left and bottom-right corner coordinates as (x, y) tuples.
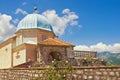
(22, 2), (27, 6)
(12, 19), (19, 24)
(42, 8), (79, 36)
(62, 9), (70, 14)
(0, 14), (16, 41)
(15, 8), (28, 15)
(74, 42), (120, 53)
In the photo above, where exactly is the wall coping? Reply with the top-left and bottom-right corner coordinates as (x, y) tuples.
(0, 66), (120, 70)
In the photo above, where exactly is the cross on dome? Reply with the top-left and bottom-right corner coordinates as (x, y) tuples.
(34, 6), (38, 13)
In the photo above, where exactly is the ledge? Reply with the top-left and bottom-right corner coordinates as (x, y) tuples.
(0, 66), (119, 70)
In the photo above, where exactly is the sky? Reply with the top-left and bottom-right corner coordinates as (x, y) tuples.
(0, 0), (120, 52)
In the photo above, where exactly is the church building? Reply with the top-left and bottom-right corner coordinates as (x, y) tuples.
(0, 8), (75, 69)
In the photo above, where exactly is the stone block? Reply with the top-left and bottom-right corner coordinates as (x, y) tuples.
(118, 78), (120, 80)
(76, 70), (83, 74)
(100, 76), (107, 80)
(100, 69), (105, 71)
(109, 72), (115, 76)
(73, 74), (77, 78)
(103, 71), (108, 75)
(106, 77), (110, 80)
(78, 75), (82, 79)
(116, 72), (120, 76)
(94, 76), (100, 80)
(112, 77), (117, 80)
(88, 76), (93, 80)
(83, 75), (87, 80)
(96, 72), (102, 75)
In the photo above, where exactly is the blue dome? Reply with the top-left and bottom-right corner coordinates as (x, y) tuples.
(17, 13), (54, 32)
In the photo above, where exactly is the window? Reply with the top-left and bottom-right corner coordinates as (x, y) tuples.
(16, 52), (20, 59)
(5, 48), (8, 52)
(41, 35), (46, 41)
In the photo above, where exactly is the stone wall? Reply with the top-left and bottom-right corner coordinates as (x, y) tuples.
(0, 43), (12, 69)
(0, 66), (120, 80)
(42, 46), (67, 64)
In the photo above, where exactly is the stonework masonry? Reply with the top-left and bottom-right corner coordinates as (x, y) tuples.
(0, 66), (120, 80)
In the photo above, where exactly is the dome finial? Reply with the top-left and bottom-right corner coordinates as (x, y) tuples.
(34, 6), (38, 13)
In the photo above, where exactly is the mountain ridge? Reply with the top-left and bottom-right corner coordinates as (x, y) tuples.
(97, 51), (120, 65)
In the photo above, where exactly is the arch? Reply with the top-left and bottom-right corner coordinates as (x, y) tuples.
(47, 51), (63, 64)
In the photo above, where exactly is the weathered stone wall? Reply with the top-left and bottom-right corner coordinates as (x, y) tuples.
(70, 66), (120, 80)
(0, 66), (120, 80)
(42, 46), (67, 64)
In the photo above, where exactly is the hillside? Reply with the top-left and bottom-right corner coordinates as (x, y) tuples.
(97, 52), (120, 65)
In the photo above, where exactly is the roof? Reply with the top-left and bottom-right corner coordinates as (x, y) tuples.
(17, 13), (54, 32)
(0, 35), (16, 49)
(39, 38), (75, 47)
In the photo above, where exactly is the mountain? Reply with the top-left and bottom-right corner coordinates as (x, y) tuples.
(97, 52), (120, 65)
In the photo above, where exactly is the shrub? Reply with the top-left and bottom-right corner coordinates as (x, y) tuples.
(44, 60), (72, 80)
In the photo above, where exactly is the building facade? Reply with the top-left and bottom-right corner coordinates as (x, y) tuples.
(0, 12), (75, 69)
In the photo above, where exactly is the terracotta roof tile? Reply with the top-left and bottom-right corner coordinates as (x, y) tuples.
(39, 38), (75, 46)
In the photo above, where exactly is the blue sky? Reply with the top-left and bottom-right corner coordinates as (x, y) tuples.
(0, 0), (120, 52)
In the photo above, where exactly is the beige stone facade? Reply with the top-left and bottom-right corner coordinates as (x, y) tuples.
(0, 42), (12, 69)
(0, 28), (74, 69)
(0, 13), (97, 69)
